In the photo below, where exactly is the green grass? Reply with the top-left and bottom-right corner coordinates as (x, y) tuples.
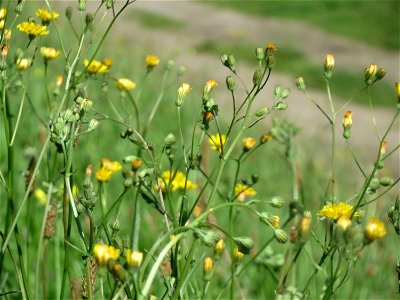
(127, 9), (184, 30)
(206, 0), (400, 51)
(196, 40), (396, 106)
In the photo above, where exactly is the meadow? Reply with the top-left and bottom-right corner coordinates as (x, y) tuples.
(0, 1), (399, 299)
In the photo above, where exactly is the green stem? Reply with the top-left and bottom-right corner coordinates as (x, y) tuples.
(131, 187), (141, 250)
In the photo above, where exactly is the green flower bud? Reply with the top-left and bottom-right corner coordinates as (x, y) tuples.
(106, 0), (115, 9)
(364, 64), (377, 85)
(375, 160), (384, 169)
(226, 75), (235, 91)
(388, 197), (400, 236)
(66, 6), (73, 19)
(233, 237), (254, 255)
(266, 55), (275, 69)
(275, 102), (288, 110)
(251, 174), (259, 183)
(270, 196), (284, 208)
(78, 0), (86, 11)
(88, 119), (99, 131)
(220, 54), (229, 67)
(253, 69), (263, 86)
(164, 133), (177, 145)
(123, 177), (133, 188)
(110, 218), (121, 232)
(255, 107), (269, 117)
(177, 66), (186, 76)
(85, 13), (94, 26)
(274, 229), (288, 244)
(369, 178), (380, 190)
(380, 176), (394, 187)
(194, 229), (220, 247)
(255, 47), (265, 61)
(15, 0), (25, 14)
(295, 77), (306, 92)
(375, 67), (386, 81)
(227, 54), (236, 70)
(166, 59), (175, 71)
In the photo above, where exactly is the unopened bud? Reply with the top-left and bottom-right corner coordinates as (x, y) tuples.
(375, 67), (386, 81)
(396, 82), (400, 102)
(177, 65), (186, 76)
(220, 54), (229, 67)
(166, 59), (175, 71)
(260, 134), (273, 144)
(15, 0), (25, 14)
(273, 229), (288, 244)
(255, 47), (265, 61)
(324, 53), (335, 78)
(295, 77), (306, 91)
(226, 75), (235, 91)
(242, 137), (256, 152)
(380, 176), (394, 187)
(65, 6), (73, 19)
(164, 133), (176, 145)
(132, 159), (142, 171)
(88, 119), (99, 131)
(364, 63), (377, 85)
(253, 69), (263, 86)
(214, 239), (225, 256)
(85, 13), (94, 26)
(227, 54), (236, 70)
(266, 55), (275, 69)
(233, 247), (244, 263)
(78, 0), (86, 11)
(106, 0), (115, 9)
(203, 257), (213, 281)
(255, 107), (269, 117)
(233, 237), (254, 255)
(337, 216), (352, 231)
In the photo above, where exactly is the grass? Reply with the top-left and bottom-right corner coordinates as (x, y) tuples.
(206, 0), (400, 51)
(196, 40), (396, 106)
(127, 9), (184, 30)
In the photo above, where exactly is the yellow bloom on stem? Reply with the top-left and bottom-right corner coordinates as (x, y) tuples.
(84, 59), (109, 74)
(93, 244), (120, 267)
(176, 82), (191, 106)
(233, 247), (244, 263)
(365, 217), (387, 242)
(203, 257), (213, 274)
(146, 54), (159, 69)
(16, 58), (31, 71)
(115, 78), (136, 92)
(17, 22), (49, 37)
(203, 79), (218, 97)
(395, 82), (400, 102)
(95, 158), (122, 182)
(337, 216), (352, 230)
(380, 140), (388, 155)
(209, 134), (227, 153)
(242, 137), (256, 151)
(156, 170), (197, 192)
(324, 53), (335, 72)
(265, 42), (277, 54)
(126, 250), (143, 268)
(234, 183), (256, 202)
(318, 202), (357, 221)
(41, 47), (60, 60)
(36, 8), (59, 24)
(343, 111), (352, 129)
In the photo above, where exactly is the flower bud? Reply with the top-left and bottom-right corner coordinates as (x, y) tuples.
(65, 6), (73, 19)
(242, 137), (256, 152)
(166, 59), (175, 71)
(295, 77), (306, 91)
(220, 54), (229, 67)
(203, 79), (218, 98)
(177, 66), (186, 76)
(364, 63), (377, 85)
(375, 67), (386, 81)
(380, 140), (388, 155)
(214, 239), (225, 256)
(266, 55), (275, 69)
(255, 107), (269, 117)
(275, 102), (288, 110)
(15, 0), (25, 14)
(324, 53), (334, 78)
(85, 13), (94, 26)
(176, 82), (191, 107)
(369, 178), (380, 190)
(195, 229), (220, 247)
(388, 197), (400, 236)
(260, 134), (273, 144)
(395, 82), (400, 103)
(260, 212), (280, 228)
(255, 47), (265, 60)
(88, 119), (99, 131)
(380, 176), (394, 187)
(299, 215), (311, 237)
(106, 0), (115, 9)
(78, 0), (87, 11)
(233, 247), (244, 263)
(164, 133), (176, 145)
(364, 217), (386, 243)
(337, 216), (352, 231)
(265, 43), (277, 55)
(132, 159), (142, 171)
(203, 257), (213, 281)
(227, 54), (236, 70)
(226, 75), (235, 91)
(253, 69), (263, 86)
(110, 217), (120, 232)
(233, 237), (254, 255)
(273, 229), (288, 244)
(342, 111), (352, 139)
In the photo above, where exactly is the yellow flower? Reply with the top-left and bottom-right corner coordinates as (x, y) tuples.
(343, 111), (352, 129)
(36, 8), (59, 24)
(203, 257), (213, 274)
(126, 250), (143, 268)
(214, 239), (225, 255)
(146, 54), (160, 69)
(380, 140), (388, 155)
(260, 134), (272, 144)
(242, 137), (256, 151)
(17, 22), (49, 37)
(324, 53), (335, 72)
(40, 47), (60, 60)
(3, 29), (11, 41)
(234, 183), (256, 202)
(115, 78), (136, 92)
(156, 170), (197, 192)
(318, 202), (357, 221)
(176, 82), (191, 106)
(16, 58), (31, 71)
(84, 59), (109, 74)
(365, 217), (387, 242)
(233, 247), (244, 263)
(364, 63), (377, 83)
(203, 79), (218, 96)
(34, 188), (47, 205)
(95, 158), (122, 182)
(337, 216), (352, 230)
(56, 75), (63, 88)
(93, 244), (120, 267)
(0, 8), (6, 20)
(265, 42), (277, 54)
(0, 20), (4, 30)
(103, 58), (113, 68)
(209, 134), (227, 153)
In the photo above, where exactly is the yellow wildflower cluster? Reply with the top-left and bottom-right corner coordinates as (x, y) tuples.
(156, 170), (197, 193)
(41, 47), (60, 60)
(95, 158), (122, 182)
(17, 22), (49, 37)
(234, 183), (256, 202)
(93, 244), (120, 267)
(209, 134), (227, 153)
(318, 202), (357, 221)
(115, 78), (136, 92)
(84, 59), (110, 74)
(36, 8), (59, 24)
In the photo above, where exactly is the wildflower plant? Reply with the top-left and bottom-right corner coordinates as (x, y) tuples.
(0, 1), (398, 299)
